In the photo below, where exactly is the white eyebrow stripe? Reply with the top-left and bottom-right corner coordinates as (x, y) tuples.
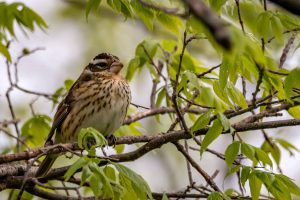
(91, 59), (107, 65)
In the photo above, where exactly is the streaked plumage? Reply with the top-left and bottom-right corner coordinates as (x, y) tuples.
(36, 53), (131, 177)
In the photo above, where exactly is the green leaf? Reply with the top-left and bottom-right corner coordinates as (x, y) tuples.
(156, 88), (166, 107)
(156, 12), (183, 36)
(225, 141), (240, 166)
(113, 163), (152, 199)
(90, 173), (102, 197)
(241, 166), (251, 188)
(86, 0), (102, 19)
(219, 56), (230, 89)
(287, 106), (300, 119)
(161, 39), (177, 52)
(52, 87), (64, 107)
(276, 174), (300, 196)
(200, 118), (223, 155)
(63, 79), (74, 91)
(126, 57), (140, 80)
(277, 12), (300, 29)
(213, 81), (234, 109)
(185, 71), (200, 89)
(256, 11), (272, 41)
(241, 143), (256, 163)
(249, 172), (262, 200)
(207, 192), (224, 200)
(225, 165), (240, 178)
(255, 170), (275, 188)
(261, 141), (281, 165)
(64, 156), (89, 181)
(271, 15), (284, 43)
(284, 67), (300, 101)
(227, 83), (248, 109)
(208, 0), (227, 12)
(162, 193), (168, 200)
(78, 127), (107, 150)
(104, 165), (117, 182)
(217, 113), (230, 131)
(276, 138), (300, 156)
(135, 40), (159, 62)
(176, 74), (188, 93)
(255, 148), (273, 167)
(89, 162), (114, 198)
(0, 42), (11, 62)
(81, 165), (92, 186)
(114, 144), (125, 154)
(131, 0), (155, 30)
(21, 115), (51, 146)
(191, 110), (212, 133)
(224, 188), (239, 197)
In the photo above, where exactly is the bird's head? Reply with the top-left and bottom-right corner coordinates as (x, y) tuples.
(87, 53), (123, 75)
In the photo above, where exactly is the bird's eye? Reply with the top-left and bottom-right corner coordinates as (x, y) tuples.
(96, 62), (107, 68)
(89, 58), (109, 71)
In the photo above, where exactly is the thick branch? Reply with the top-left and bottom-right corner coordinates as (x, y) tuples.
(0, 176), (97, 200)
(1, 117), (300, 178)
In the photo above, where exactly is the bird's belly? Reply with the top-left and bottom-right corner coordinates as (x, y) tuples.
(80, 105), (124, 136)
(70, 97), (127, 141)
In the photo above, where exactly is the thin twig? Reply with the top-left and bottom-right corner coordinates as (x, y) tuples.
(178, 94), (215, 109)
(130, 102), (149, 110)
(235, 0), (245, 33)
(172, 31), (189, 133)
(173, 142), (221, 192)
(14, 47), (45, 83)
(267, 69), (288, 76)
(242, 76), (247, 97)
(0, 127), (30, 148)
(252, 65), (264, 106)
(197, 64), (220, 78)
(184, 140), (194, 186)
(279, 31), (297, 69)
(14, 85), (52, 99)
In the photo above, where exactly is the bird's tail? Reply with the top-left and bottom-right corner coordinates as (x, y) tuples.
(35, 154), (58, 177)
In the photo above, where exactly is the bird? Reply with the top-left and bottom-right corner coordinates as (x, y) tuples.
(35, 53), (131, 177)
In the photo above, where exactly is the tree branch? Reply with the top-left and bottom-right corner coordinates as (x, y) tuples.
(184, 0), (231, 49)
(1, 116), (300, 178)
(173, 142), (221, 192)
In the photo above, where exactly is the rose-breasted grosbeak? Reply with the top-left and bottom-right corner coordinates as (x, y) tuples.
(36, 53), (131, 177)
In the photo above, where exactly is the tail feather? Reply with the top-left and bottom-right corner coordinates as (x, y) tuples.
(35, 154), (58, 177)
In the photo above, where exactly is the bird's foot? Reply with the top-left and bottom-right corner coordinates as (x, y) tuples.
(106, 135), (117, 147)
(86, 137), (97, 149)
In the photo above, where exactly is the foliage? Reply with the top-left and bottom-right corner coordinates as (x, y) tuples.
(64, 128), (152, 200)
(0, 2), (47, 61)
(1, 0), (300, 199)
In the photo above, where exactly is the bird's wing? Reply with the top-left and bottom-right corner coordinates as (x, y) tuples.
(45, 69), (95, 145)
(45, 101), (69, 144)
(45, 71), (93, 145)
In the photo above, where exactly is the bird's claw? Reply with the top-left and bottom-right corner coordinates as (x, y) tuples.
(106, 135), (117, 147)
(86, 137), (97, 149)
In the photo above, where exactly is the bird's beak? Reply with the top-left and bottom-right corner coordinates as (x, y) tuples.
(109, 61), (123, 74)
